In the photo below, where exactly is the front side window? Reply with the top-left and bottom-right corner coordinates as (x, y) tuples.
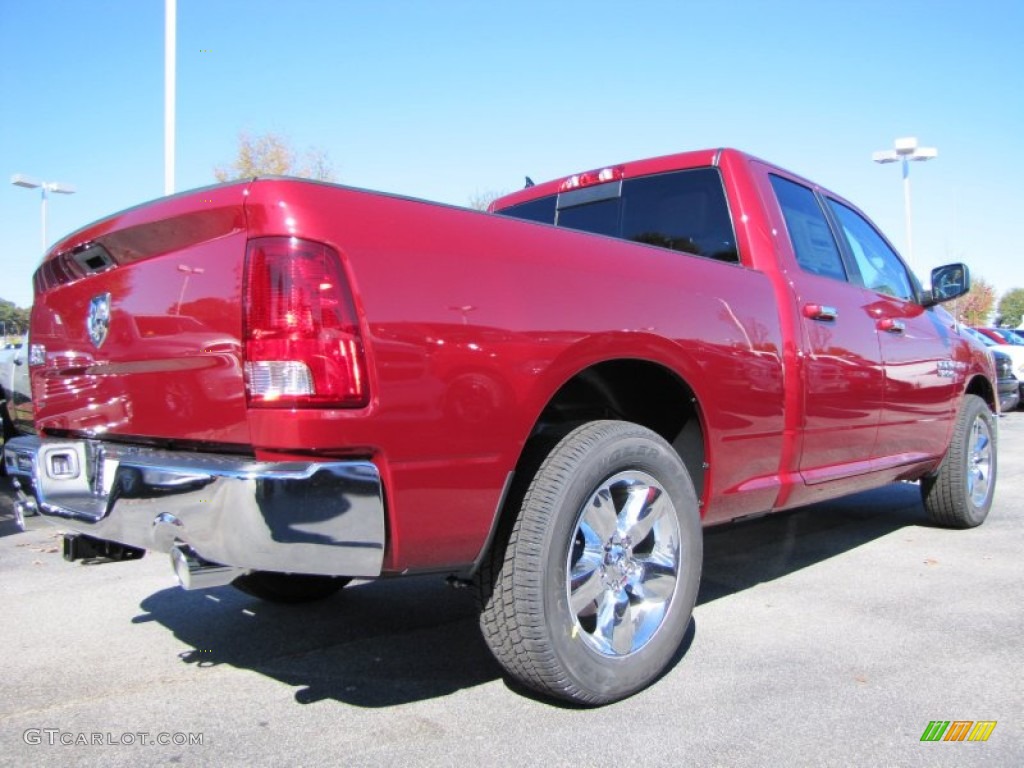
(826, 200), (914, 301)
(769, 175), (846, 281)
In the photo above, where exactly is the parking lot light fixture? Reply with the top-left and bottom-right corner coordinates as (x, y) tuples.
(872, 137), (937, 272)
(10, 174), (77, 252)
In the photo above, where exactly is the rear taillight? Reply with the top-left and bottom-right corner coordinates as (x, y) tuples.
(244, 236), (369, 408)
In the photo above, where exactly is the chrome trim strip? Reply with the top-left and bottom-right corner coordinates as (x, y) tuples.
(4, 435), (386, 578)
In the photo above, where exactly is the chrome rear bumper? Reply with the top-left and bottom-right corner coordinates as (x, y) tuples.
(4, 435), (385, 579)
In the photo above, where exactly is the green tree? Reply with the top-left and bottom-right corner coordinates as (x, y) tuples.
(996, 287), (1024, 328)
(0, 298), (30, 340)
(214, 132), (337, 182)
(952, 276), (996, 326)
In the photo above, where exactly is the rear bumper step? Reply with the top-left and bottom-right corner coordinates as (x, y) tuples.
(4, 435), (386, 582)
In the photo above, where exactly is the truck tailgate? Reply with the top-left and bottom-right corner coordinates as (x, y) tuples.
(30, 183), (251, 446)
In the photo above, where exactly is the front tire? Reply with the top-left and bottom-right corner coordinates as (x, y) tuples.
(477, 420), (702, 705)
(921, 394), (997, 528)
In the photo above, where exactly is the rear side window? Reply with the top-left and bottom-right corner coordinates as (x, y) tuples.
(621, 169), (737, 262)
(769, 175), (846, 280)
(497, 168), (739, 263)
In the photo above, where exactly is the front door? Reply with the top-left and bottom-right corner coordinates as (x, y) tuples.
(824, 199), (956, 462)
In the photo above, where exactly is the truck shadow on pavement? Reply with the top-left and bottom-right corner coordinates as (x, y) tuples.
(126, 481), (930, 708)
(698, 482), (928, 604)
(135, 575), (499, 707)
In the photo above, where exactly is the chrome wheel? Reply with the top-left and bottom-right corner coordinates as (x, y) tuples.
(967, 416), (993, 508)
(566, 470), (681, 657)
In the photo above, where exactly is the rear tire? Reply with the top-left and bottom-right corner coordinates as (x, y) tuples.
(921, 394), (997, 528)
(477, 420), (702, 705)
(232, 571), (351, 603)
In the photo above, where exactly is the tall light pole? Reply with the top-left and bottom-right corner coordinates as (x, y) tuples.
(872, 137), (937, 271)
(11, 174), (77, 252)
(165, 0), (177, 195)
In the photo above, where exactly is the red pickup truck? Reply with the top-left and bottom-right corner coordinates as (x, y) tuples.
(4, 148), (997, 705)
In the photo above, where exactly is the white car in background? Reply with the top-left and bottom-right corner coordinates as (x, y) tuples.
(960, 326), (1024, 402)
(1, 340), (33, 448)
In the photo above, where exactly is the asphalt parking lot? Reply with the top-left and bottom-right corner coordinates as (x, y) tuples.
(1, 415), (1022, 767)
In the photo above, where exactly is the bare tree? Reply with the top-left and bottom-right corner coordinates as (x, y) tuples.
(302, 146), (336, 182)
(215, 132), (337, 182)
(467, 189), (507, 211)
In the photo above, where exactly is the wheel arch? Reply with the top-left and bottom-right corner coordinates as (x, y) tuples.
(964, 372), (996, 412)
(471, 357), (708, 576)
(523, 358), (707, 496)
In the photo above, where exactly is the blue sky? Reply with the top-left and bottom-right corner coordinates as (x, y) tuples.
(2, 0), (1022, 313)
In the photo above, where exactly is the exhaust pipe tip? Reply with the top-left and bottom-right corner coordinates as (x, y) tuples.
(170, 545), (246, 590)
